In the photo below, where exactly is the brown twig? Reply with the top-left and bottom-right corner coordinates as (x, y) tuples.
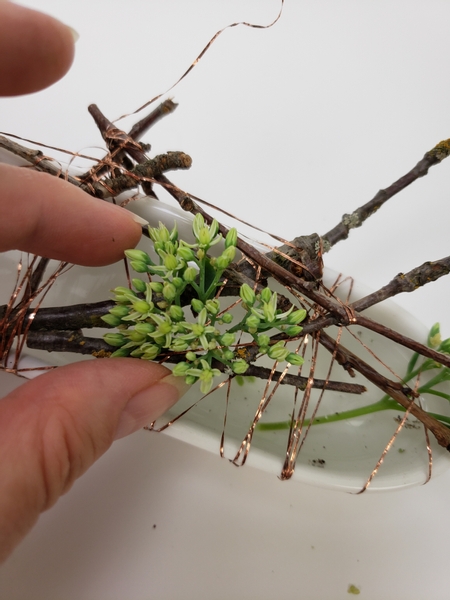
(352, 256), (450, 312)
(24, 329), (365, 395)
(0, 134), (79, 185)
(26, 330), (112, 357)
(79, 151), (192, 199)
(128, 99), (178, 141)
(321, 138), (450, 250)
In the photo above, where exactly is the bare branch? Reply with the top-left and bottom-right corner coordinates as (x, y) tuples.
(321, 138), (450, 250)
(352, 256), (450, 312)
(25, 330), (366, 395)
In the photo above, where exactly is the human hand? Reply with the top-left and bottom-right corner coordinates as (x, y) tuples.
(0, 2), (187, 562)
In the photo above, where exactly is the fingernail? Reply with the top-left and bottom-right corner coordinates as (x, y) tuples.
(130, 213), (150, 226)
(115, 374), (190, 440)
(66, 25), (79, 43)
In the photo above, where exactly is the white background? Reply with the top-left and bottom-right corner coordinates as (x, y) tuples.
(1, 1), (450, 598)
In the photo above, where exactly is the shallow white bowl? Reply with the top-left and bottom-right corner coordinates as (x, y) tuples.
(2, 197), (449, 493)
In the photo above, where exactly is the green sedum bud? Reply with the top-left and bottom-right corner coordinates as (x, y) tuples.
(197, 226), (212, 247)
(169, 305), (185, 321)
(428, 323), (441, 349)
(208, 219), (219, 240)
(130, 260), (149, 273)
(245, 314), (260, 330)
(101, 314), (122, 327)
(439, 338), (450, 354)
(141, 345), (161, 360)
(130, 347), (145, 357)
(110, 347), (131, 358)
(109, 305), (130, 318)
(112, 286), (137, 302)
(220, 332), (236, 346)
(173, 362), (191, 376)
(183, 267), (198, 282)
(191, 298), (204, 313)
(154, 318), (173, 335)
(232, 359), (249, 374)
(104, 333), (126, 347)
(163, 282), (177, 302)
(149, 281), (164, 293)
(133, 300), (152, 314)
(217, 245), (236, 268)
(164, 254), (178, 271)
(257, 334), (270, 347)
(164, 241), (176, 256)
(125, 249), (151, 264)
(267, 341), (290, 361)
(172, 277), (184, 289)
(287, 309), (307, 325)
(168, 222), (178, 242)
(127, 330), (147, 343)
(113, 286), (135, 296)
(225, 227), (238, 248)
(192, 213), (205, 239)
(134, 322), (156, 335)
(221, 312), (233, 324)
(149, 223), (170, 243)
(262, 301), (276, 323)
(285, 325), (303, 337)
(286, 352), (304, 366)
(171, 339), (190, 352)
(177, 246), (195, 261)
(205, 299), (220, 315)
(132, 278), (147, 293)
(240, 283), (256, 307)
(260, 287), (272, 303)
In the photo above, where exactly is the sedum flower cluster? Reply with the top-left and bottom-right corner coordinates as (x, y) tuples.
(103, 214), (307, 394)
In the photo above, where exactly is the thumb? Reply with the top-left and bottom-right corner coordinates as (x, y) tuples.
(0, 358), (187, 562)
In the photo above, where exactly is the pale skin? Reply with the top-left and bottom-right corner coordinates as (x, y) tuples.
(0, 2), (187, 562)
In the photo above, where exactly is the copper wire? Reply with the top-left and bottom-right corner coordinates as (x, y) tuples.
(357, 400), (416, 494)
(147, 377), (231, 432)
(220, 377), (233, 458)
(114, 0), (285, 123)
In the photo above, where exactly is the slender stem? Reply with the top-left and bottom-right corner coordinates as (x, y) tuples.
(257, 397), (396, 430)
(257, 400), (450, 430)
(423, 390), (450, 401)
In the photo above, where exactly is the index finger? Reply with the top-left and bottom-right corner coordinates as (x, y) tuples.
(0, 2), (76, 96)
(0, 164), (142, 266)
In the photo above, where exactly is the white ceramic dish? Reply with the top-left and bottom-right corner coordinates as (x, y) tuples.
(2, 197), (449, 493)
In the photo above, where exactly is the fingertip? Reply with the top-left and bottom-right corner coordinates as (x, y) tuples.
(0, 164), (143, 266)
(66, 26), (80, 43)
(0, 3), (76, 95)
(114, 372), (191, 439)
